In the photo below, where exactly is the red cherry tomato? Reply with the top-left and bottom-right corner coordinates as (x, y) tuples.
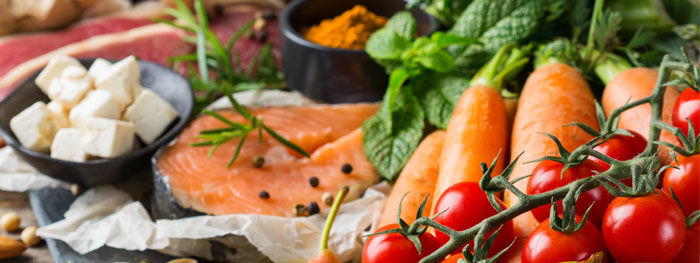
(588, 129), (647, 171)
(526, 160), (611, 226)
(664, 154), (700, 217)
(672, 88), (700, 139)
(432, 182), (515, 257)
(602, 191), (686, 263)
(521, 216), (606, 263)
(362, 224), (440, 263)
(674, 221), (700, 263)
(441, 254), (464, 263)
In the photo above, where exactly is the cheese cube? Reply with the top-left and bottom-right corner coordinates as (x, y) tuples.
(95, 56), (140, 111)
(88, 58), (112, 79)
(50, 128), (87, 162)
(35, 55), (82, 95)
(69, 90), (120, 128)
(46, 101), (70, 129)
(46, 66), (94, 108)
(82, 117), (135, 158)
(123, 89), (177, 144)
(9, 102), (56, 152)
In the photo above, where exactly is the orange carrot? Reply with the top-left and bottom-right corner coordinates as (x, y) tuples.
(602, 67), (680, 164)
(432, 85), (508, 202)
(377, 131), (445, 227)
(507, 63), (599, 237)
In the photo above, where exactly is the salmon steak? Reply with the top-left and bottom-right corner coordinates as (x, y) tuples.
(155, 103), (380, 216)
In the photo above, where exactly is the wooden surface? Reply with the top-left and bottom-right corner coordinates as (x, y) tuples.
(0, 191), (54, 262)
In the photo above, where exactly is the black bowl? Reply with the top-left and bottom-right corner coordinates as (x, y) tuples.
(0, 59), (194, 187)
(281, 0), (438, 103)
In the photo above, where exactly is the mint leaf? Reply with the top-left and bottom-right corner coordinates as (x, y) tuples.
(366, 28), (411, 61)
(385, 11), (417, 39)
(414, 74), (469, 129)
(403, 37), (456, 72)
(430, 32), (479, 48)
(380, 67), (411, 130)
(363, 87), (425, 181)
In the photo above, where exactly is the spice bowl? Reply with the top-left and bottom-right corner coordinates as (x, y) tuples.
(280, 0), (439, 104)
(0, 58), (194, 187)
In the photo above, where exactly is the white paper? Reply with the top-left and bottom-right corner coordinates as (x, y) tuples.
(37, 183), (390, 262)
(0, 147), (69, 192)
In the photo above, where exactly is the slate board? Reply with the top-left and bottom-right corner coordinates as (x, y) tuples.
(28, 187), (178, 263)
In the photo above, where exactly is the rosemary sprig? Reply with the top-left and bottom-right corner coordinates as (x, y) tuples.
(159, 0), (308, 167)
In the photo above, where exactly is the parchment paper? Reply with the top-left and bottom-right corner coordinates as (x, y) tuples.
(0, 147), (69, 192)
(24, 90), (387, 262)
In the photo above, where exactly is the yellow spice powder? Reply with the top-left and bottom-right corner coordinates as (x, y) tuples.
(303, 5), (387, 50)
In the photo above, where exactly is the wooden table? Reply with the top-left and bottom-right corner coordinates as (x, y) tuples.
(0, 190), (54, 262)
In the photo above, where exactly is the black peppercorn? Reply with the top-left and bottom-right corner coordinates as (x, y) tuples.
(306, 201), (320, 215)
(309, 177), (319, 188)
(258, 190), (270, 199)
(341, 163), (353, 174)
(252, 156), (265, 168)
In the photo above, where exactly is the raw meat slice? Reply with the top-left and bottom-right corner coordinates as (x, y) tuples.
(155, 104), (380, 216)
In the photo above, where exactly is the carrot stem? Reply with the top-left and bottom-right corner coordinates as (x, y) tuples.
(472, 44), (530, 93)
(320, 186), (349, 251)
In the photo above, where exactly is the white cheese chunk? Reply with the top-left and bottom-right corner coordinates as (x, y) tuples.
(82, 117), (135, 158)
(95, 56), (140, 111)
(35, 55), (82, 95)
(46, 66), (94, 108)
(50, 128), (87, 162)
(88, 58), (112, 79)
(123, 89), (177, 144)
(9, 102), (56, 152)
(68, 90), (120, 128)
(46, 101), (69, 129)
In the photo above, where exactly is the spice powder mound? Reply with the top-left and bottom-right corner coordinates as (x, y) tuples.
(302, 5), (387, 50)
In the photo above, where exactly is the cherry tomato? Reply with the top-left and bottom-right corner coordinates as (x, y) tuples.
(588, 129), (647, 171)
(664, 154), (700, 217)
(522, 216), (606, 263)
(362, 224), (440, 263)
(602, 191), (686, 263)
(672, 88), (700, 139)
(432, 182), (515, 257)
(441, 254), (464, 263)
(674, 221), (700, 263)
(527, 160), (611, 226)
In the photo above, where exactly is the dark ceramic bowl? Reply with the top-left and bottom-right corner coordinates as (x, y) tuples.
(0, 59), (194, 187)
(281, 0), (439, 103)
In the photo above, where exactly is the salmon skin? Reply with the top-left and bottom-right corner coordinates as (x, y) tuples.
(154, 103), (380, 217)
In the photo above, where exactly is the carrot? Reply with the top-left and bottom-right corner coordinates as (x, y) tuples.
(432, 85), (508, 202)
(602, 67), (680, 164)
(377, 131), (444, 227)
(507, 63), (599, 237)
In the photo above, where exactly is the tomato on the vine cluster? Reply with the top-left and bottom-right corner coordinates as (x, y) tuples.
(602, 191), (686, 263)
(521, 216), (606, 263)
(672, 87), (700, 139)
(432, 182), (515, 257)
(526, 160), (611, 226)
(362, 224), (440, 263)
(674, 221), (700, 263)
(588, 129), (647, 171)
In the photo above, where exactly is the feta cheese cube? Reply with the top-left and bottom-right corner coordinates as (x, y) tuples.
(9, 102), (56, 152)
(123, 89), (177, 144)
(50, 128), (87, 162)
(35, 55), (82, 95)
(46, 101), (69, 129)
(69, 90), (120, 128)
(82, 117), (135, 158)
(88, 58), (112, 79)
(95, 56), (140, 111)
(46, 66), (94, 108)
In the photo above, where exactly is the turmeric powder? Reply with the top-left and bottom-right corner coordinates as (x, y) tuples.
(303, 5), (387, 50)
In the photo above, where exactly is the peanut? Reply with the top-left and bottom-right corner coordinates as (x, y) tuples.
(0, 212), (20, 232)
(20, 226), (40, 247)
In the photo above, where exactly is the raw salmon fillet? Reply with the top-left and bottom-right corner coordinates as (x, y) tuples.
(157, 103), (380, 216)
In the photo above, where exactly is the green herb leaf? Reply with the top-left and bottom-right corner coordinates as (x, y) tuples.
(385, 11), (417, 39)
(413, 74), (469, 129)
(363, 88), (425, 181)
(366, 28), (412, 61)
